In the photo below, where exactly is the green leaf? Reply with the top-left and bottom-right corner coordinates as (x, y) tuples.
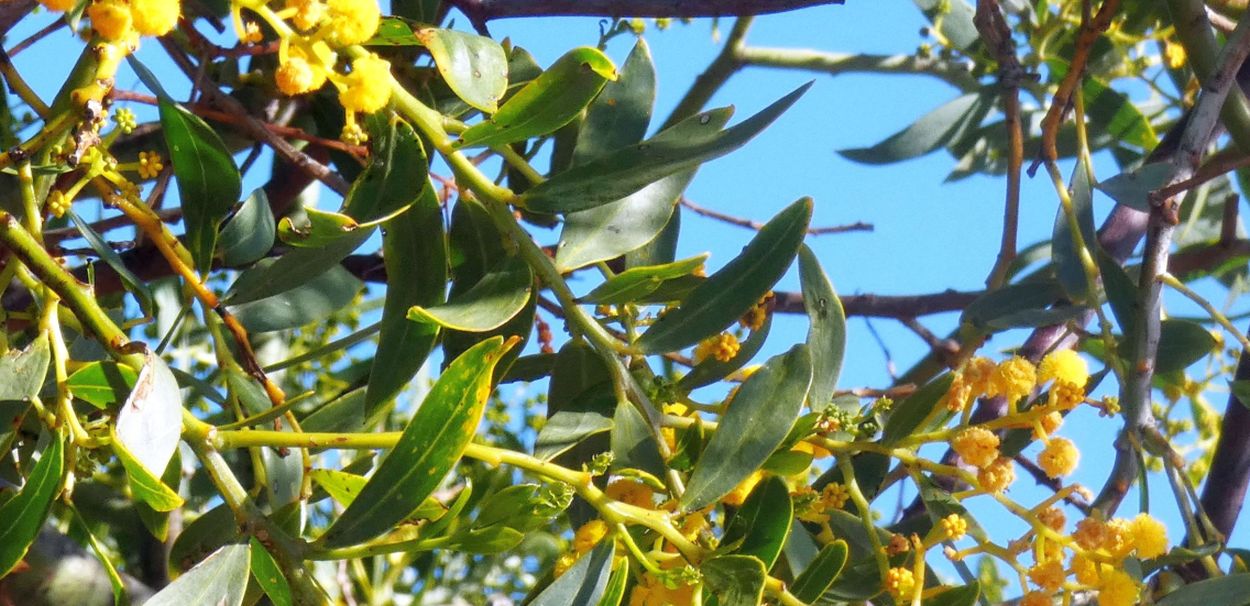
(169, 504), (239, 574)
(226, 232), (371, 305)
(115, 352), (183, 481)
(365, 182), (446, 411)
(536, 393), (614, 461)
(678, 315), (771, 390)
(681, 345), (812, 511)
(1099, 251), (1139, 334)
(572, 38), (655, 165)
(229, 264), (364, 333)
(218, 189), (276, 267)
(1157, 574), (1250, 605)
(721, 475), (791, 569)
(341, 118), (430, 222)
(962, 280), (1084, 330)
(309, 468), (446, 520)
(882, 374), (954, 445)
(1095, 162), (1175, 212)
(1156, 319), (1217, 374)
(0, 334), (49, 401)
(1231, 380), (1250, 410)
(1083, 76), (1158, 150)
(419, 28), (508, 113)
(626, 204), (681, 269)
(702, 555), (766, 606)
(446, 525), (525, 553)
(1053, 161), (1096, 301)
(455, 47), (616, 148)
(637, 198), (811, 354)
(408, 256), (532, 332)
(530, 541), (615, 606)
(111, 431), (184, 512)
(916, 474), (987, 542)
(366, 16), (423, 45)
(135, 448), (181, 541)
(596, 560), (629, 606)
(555, 172), (693, 272)
(839, 91), (992, 164)
(525, 84), (810, 213)
(0, 433), (63, 576)
(277, 207), (369, 248)
(146, 544), (250, 606)
(578, 255), (708, 305)
(610, 397), (666, 479)
(914, 0), (979, 50)
(319, 337), (514, 548)
(797, 245), (846, 411)
(249, 538), (292, 606)
(70, 211), (154, 315)
(924, 582), (981, 606)
(790, 540), (848, 602)
(158, 98), (241, 273)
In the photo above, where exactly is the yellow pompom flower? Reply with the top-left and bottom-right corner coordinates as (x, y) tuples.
(1037, 506), (1065, 532)
(940, 513), (967, 541)
(723, 471), (762, 506)
(1073, 517), (1108, 551)
(1097, 569), (1140, 606)
(1129, 513), (1169, 559)
(605, 479), (655, 509)
(572, 520), (608, 554)
(339, 54), (392, 113)
(965, 356), (996, 396)
(137, 150), (164, 179)
(1037, 436), (1079, 478)
(39, 0), (77, 11)
(1038, 349), (1088, 387)
(884, 567), (916, 600)
(738, 291), (773, 331)
(693, 332), (740, 364)
(130, 0), (180, 36)
(1071, 553), (1104, 586)
(951, 426), (1000, 469)
(987, 355), (1037, 403)
(1027, 560), (1066, 592)
(1102, 518), (1136, 557)
(287, 0), (325, 30)
(820, 482), (849, 510)
(552, 552), (576, 577)
(1034, 410), (1063, 439)
(977, 456), (1015, 493)
(275, 44), (329, 96)
(324, 0), (380, 45)
(1047, 380), (1085, 409)
(89, 0), (134, 42)
(941, 372), (973, 412)
(628, 572), (694, 606)
(1020, 591), (1053, 606)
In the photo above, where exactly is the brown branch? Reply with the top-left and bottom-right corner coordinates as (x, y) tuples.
(773, 289), (981, 318)
(6, 16), (62, 56)
(446, 0), (843, 33)
(680, 197), (873, 236)
(1038, 0), (1121, 164)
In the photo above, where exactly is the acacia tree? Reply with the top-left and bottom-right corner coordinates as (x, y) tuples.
(1, 0), (1250, 604)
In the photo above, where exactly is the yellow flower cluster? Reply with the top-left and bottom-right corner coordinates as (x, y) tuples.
(944, 350), (1090, 413)
(738, 291), (774, 331)
(939, 513), (967, 541)
(693, 332), (740, 364)
(987, 355), (1036, 404)
(137, 150), (164, 179)
(82, 0), (181, 44)
(951, 427), (999, 468)
(792, 482), (849, 523)
(605, 479), (655, 509)
(628, 566), (694, 606)
(884, 566), (916, 601)
(1037, 436), (1079, 478)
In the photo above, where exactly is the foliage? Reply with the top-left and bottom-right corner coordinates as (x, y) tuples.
(1, 0), (1250, 605)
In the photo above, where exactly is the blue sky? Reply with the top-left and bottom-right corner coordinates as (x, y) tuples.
(7, 0), (1248, 591)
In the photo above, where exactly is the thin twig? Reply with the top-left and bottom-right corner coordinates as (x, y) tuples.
(6, 17), (64, 56)
(661, 17), (753, 130)
(680, 197), (872, 236)
(1038, 0), (1120, 164)
(445, 0), (840, 34)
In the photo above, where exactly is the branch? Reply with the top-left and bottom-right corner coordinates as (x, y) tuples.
(446, 0), (842, 33)
(680, 197), (872, 236)
(736, 46), (979, 91)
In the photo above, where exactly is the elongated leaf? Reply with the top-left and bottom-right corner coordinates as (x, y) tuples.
(525, 83), (811, 213)
(226, 232), (371, 305)
(961, 279), (1070, 331)
(637, 198), (811, 354)
(797, 245), (846, 411)
(115, 352), (183, 480)
(68, 361), (138, 409)
(230, 264), (364, 333)
(1158, 574), (1250, 605)
(169, 504), (238, 574)
(342, 118), (430, 222)
(1157, 320), (1217, 374)
(0, 334), (49, 401)
(277, 207), (369, 248)
(1084, 76), (1157, 150)
(914, 0), (979, 50)
(319, 337), (514, 548)
(0, 433), (63, 576)
(112, 431), (184, 512)
(158, 99), (241, 273)
(555, 172), (694, 272)
(681, 345), (812, 511)
(249, 538), (292, 606)
(147, 544), (250, 606)
(722, 475), (791, 569)
(408, 256), (532, 332)
(790, 540), (849, 602)
(882, 374), (954, 445)
(1095, 162), (1175, 212)
(531, 541), (615, 606)
(536, 392), (615, 461)
(596, 560), (629, 606)
(610, 397), (666, 479)
(678, 315), (771, 390)
(702, 555), (766, 606)
(1053, 161), (1097, 301)
(579, 255), (708, 305)
(366, 182), (446, 411)
(70, 211), (154, 315)
(218, 189), (276, 267)
(572, 38), (655, 165)
(456, 47), (616, 148)
(839, 91), (989, 164)
(626, 203), (681, 269)
(924, 582), (982, 606)
(419, 28), (508, 113)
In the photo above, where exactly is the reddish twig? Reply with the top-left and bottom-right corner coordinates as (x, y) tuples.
(6, 16), (64, 56)
(680, 197), (872, 236)
(1038, 0), (1121, 164)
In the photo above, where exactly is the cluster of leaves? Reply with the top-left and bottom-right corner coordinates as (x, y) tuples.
(3, 0), (1250, 605)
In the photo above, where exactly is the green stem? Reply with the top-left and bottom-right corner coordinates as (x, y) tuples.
(840, 457), (890, 584)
